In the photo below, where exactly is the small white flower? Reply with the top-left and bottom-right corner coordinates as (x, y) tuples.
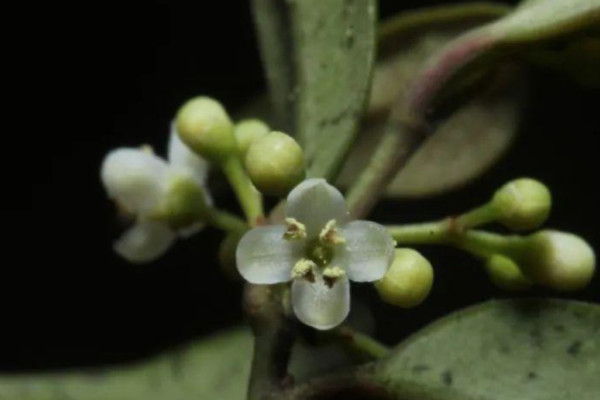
(101, 124), (210, 263)
(236, 179), (395, 330)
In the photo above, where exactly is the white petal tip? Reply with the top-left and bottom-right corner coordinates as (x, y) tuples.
(113, 221), (176, 264)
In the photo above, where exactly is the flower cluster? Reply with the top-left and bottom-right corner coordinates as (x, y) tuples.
(99, 95), (596, 334)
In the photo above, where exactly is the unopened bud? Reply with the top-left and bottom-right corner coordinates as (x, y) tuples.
(485, 254), (531, 291)
(234, 119), (270, 157)
(518, 230), (595, 291)
(175, 97), (236, 162)
(491, 178), (551, 231)
(375, 248), (434, 308)
(245, 131), (306, 195)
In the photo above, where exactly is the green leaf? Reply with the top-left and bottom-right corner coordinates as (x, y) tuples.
(373, 299), (600, 400)
(489, 0), (600, 43)
(404, 0), (600, 116)
(339, 68), (525, 198)
(0, 328), (253, 400)
(344, 0), (598, 208)
(337, 3), (522, 198)
(252, 0), (377, 180)
(0, 327), (357, 400)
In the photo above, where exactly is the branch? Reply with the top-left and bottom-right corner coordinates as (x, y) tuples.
(346, 27), (496, 219)
(283, 370), (395, 400)
(330, 325), (391, 360)
(244, 284), (295, 400)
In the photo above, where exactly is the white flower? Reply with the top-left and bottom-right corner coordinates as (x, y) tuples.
(236, 179), (395, 330)
(101, 124), (210, 263)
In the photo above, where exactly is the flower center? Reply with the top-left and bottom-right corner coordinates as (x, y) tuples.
(288, 219), (347, 287)
(306, 239), (334, 267)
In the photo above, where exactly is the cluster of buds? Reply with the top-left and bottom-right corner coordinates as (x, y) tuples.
(459, 178), (595, 292)
(176, 97), (306, 196)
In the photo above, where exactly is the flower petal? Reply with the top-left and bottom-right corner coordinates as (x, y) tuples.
(168, 123), (210, 186)
(113, 220), (176, 263)
(101, 148), (170, 214)
(336, 221), (395, 282)
(286, 179), (348, 238)
(236, 226), (304, 284)
(291, 273), (350, 330)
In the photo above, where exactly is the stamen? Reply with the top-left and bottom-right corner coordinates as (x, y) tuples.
(322, 266), (345, 288)
(319, 219), (345, 244)
(283, 218), (307, 240)
(292, 259), (317, 283)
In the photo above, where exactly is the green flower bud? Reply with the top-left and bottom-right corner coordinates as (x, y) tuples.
(485, 254), (532, 291)
(234, 119), (270, 157)
(375, 248), (434, 308)
(245, 131), (306, 195)
(175, 97), (236, 162)
(517, 230), (595, 291)
(491, 178), (551, 231)
(152, 175), (210, 230)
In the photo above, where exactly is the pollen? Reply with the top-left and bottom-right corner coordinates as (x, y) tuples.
(284, 217), (307, 240)
(319, 219), (345, 244)
(323, 266), (345, 288)
(292, 259), (317, 281)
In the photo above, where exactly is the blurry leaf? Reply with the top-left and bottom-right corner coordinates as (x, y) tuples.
(343, 1), (598, 200)
(368, 2), (512, 119)
(339, 67), (525, 198)
(252, 0), (377, 180)
(0, 325), (362, 400)
(0, 328), (253, 400)
(251, 0), (296, 132)
(488, 0), (600, 43)
(337, 4), (522, 198)
(372, 299), (600, 400)
(409, 0), (600, 112)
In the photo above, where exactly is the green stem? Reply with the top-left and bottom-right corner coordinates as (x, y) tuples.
(455, 230), (524, 259)
(388, 220), (452, 244)
(206, 208), (248, 235)
(388, 221), (525, 259)
(454, 203), (497, 230)
(331, 325), (390, 360)
(221, 156), (264, 225)
(346, 115), (428, 219)
(245, 284), (294, 400)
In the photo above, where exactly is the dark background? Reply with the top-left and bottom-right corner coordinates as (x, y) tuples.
(11, 0), (598, 372)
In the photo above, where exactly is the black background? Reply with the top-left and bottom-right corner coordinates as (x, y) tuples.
(11, 0), (599, 372)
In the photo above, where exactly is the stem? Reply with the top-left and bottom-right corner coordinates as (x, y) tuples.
(331, 325), (390, 360)
(389, 221), (525, 259)
(206, 208), (248, 235)
(455, 230), (523, 259)
(346, 24), (496, 220)
(388, 220), (452, 244)
(245, 284), (294, 400)
(346, 114), (428, 219)
(454, 203), (497, 230)
(283, 372), (396, 400)
(221, 156), (264, 225)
